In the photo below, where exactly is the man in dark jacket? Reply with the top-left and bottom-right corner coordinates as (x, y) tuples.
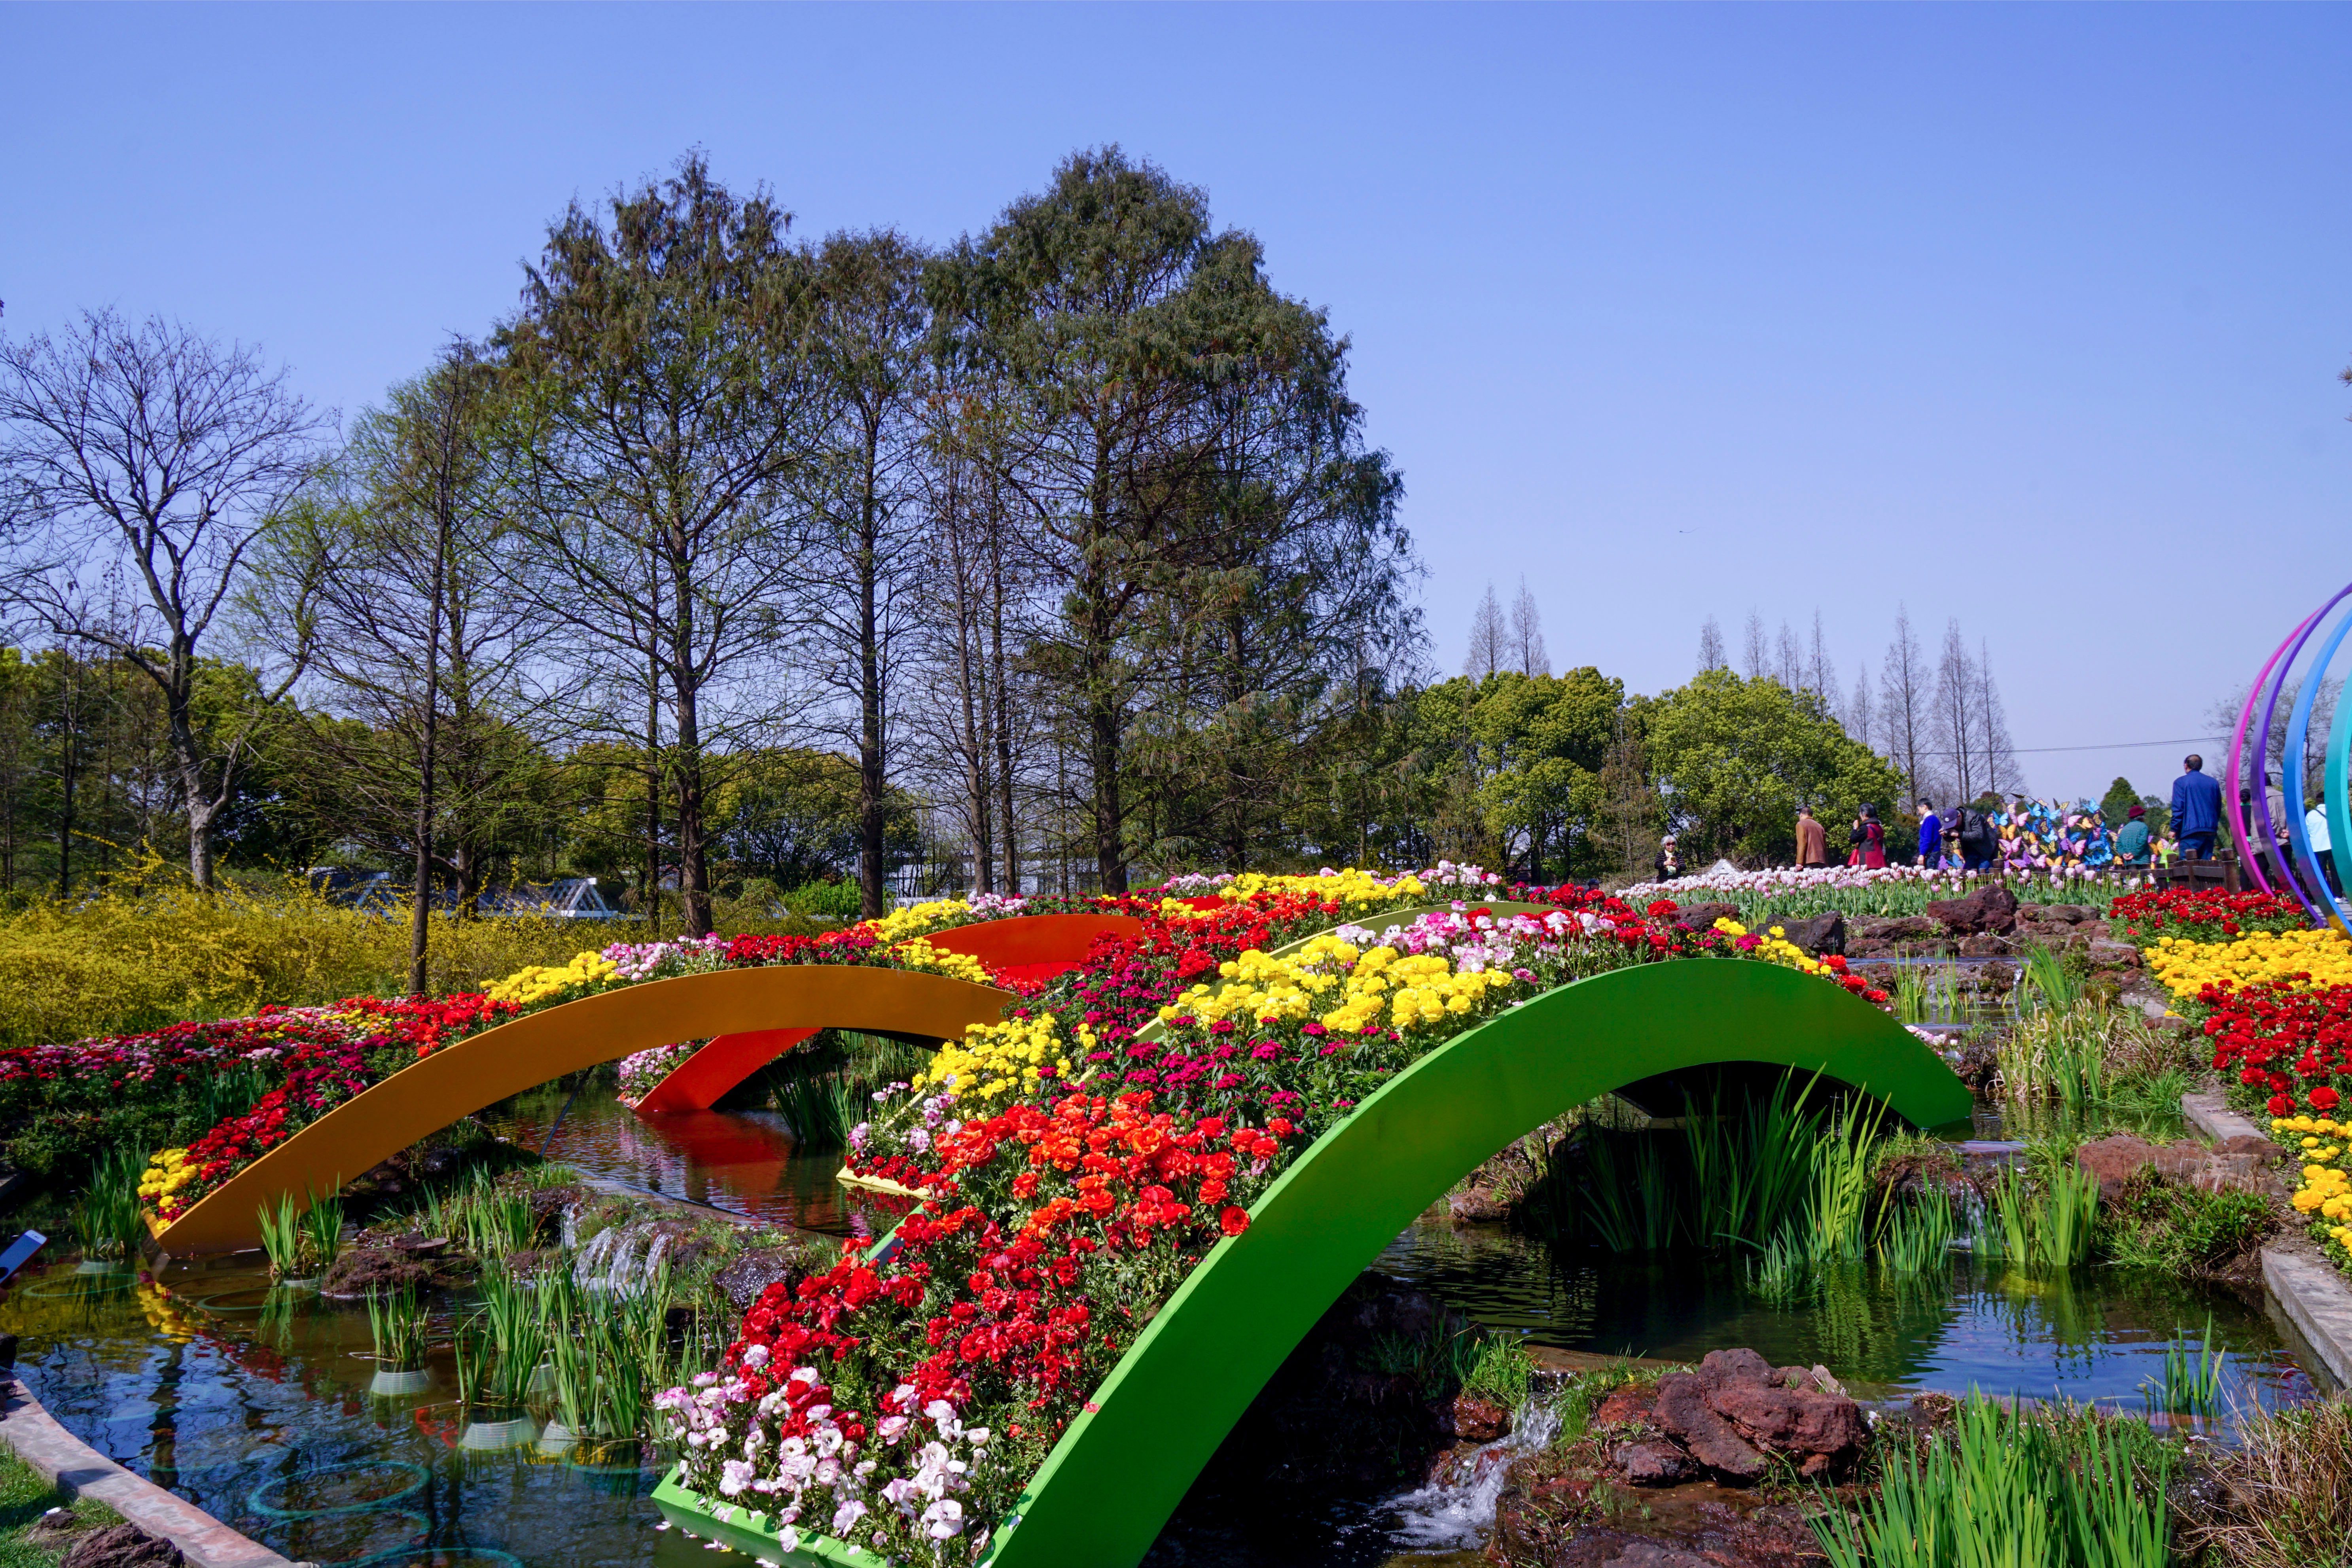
(2170, 754), (2223, 862)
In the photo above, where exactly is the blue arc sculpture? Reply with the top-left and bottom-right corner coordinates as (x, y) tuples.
(2227, 578), (2352, 928)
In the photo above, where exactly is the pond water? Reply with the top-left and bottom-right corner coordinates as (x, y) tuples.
(0, 1085), (2322, 1568)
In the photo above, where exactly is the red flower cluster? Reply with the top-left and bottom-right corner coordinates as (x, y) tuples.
(157, 1038), (373, 1218)
(2109, 886), (2311, 945)
(2202, 978), (2352, 1117)
(714, 1091), (1296, 1422)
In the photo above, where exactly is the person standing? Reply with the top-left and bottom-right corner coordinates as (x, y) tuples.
(2170, 754), (2222, 863)
(1848, 804), (1887, 869)
(1795, 806), (1828, 868)
(1916, 801), (1943, 869)
(1654, 834), (1685, 883)
(1958, 801), (1998, 871)
(2311, 795), (2340, 896)
(2114, 804), (2152, 868)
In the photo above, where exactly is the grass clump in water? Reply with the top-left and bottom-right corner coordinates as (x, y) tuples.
(1810, 1393), (2170, 1568)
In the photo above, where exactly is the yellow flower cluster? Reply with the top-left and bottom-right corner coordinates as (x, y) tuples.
(1157, 935), (1516, 1036)
(485, 950), (620, 1006)
(2149, 928), (2352, 998)
(2275, 1114), (2352, 1255)
(890, 938), (994, 987)
(867, 899), (972, 943)
(1193, 871), (1430, 909)
(1713, 918), (1836, 978)
(915, 1013), (1073, 1102)
(138, 1147), (196, 1222)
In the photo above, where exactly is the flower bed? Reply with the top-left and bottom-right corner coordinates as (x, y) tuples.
(664, 881), (1898, 1562)
(121, 872), (1494, 1232)
(2108, 885), (2312, 947)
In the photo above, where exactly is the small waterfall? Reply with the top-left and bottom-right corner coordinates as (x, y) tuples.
(568, 1216), (672, 1297)
(1376, 1398), (1562, 1553)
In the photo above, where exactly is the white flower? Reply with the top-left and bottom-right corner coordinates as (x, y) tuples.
(719, 1460), (755, 1497)
(830, 1499), (868, 1534)
(740, 1343), (769, 1368)
(922, 1499), (966, 1540)
(877, 1415), (909, 1444)
(775, 1527), (800, 1554)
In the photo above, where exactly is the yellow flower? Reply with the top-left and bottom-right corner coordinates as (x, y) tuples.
(485, 949), (619, 1006)
(2148, 928), (2352, 1000)
(889, 937), (994, 987)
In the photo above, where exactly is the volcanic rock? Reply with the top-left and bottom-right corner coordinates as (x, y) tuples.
(1853, 915), (1943, 942)
(1653, 1372), (1767, 1481)
(1449, 1393), (1512, 1443)
(1768, 912), (1846, 956)
(319, 1245), (434, 1299)
(2076, 1134), (2273, 1204)
(1447, 1185), (1511, 1225)
(1613, 1441), (1696, 1486)
(2087, 939), (2142, 968)
(1668, 902), (1742, 933)
(61, 1524), (182, 1568)
(1926, 883), (2019, 935)
(712, 1244), (818, 1313)
(2041, 903), (2096, 924)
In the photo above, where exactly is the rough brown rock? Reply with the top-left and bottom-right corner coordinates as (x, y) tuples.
(712, 1244), (819, 1313)
(1447, 1185), (1511, 1225)
(61, 1524), (182, 1568)
(1768, 912), (1846, 956)
(1450, 1393), (1511, 1443)
(1613, 1441), (1696, 1486)
(1593, 1384), (1662, 1430)
(2041, 903), (2096, 924)
(319, 1245), (435, 1299)
(1926, 883), (2019, 935)
(1653, 1372), (1767, 1481)
(1854, 915), (1942, 942)
(2087, 939), (2142, 968)
(1668, 901), (1742, 933)
(2075, 1135), (2161, 1203)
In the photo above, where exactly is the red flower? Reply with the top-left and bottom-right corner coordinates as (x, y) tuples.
(1219, 1206), (1250, 1236)
(2314, 1087), (2342, 1112)
(2269, 1094), (2294, 1116)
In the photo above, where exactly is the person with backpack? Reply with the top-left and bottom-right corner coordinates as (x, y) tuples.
(1958, 802), (1998, 870)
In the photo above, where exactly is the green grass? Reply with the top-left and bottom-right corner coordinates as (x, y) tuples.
(1810, 1394), (2170, 1568)
(0, 1447), (121, 1568)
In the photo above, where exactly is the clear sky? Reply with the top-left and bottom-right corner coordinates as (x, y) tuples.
(5, 3), (2346, 803)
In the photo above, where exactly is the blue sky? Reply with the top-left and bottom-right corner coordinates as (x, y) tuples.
(5, 3), (2346, 801)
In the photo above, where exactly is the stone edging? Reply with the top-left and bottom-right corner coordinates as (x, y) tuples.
(2182, 1090), (2267, 1144)
(0, 1371), (297, 1568)
(2262, 1246), (2352, 1391)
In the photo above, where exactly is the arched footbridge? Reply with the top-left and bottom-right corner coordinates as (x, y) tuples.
(655, 954), (1974, 1568)
(150, 964), (1019, 1255)
(631, 913), (1144, 1115)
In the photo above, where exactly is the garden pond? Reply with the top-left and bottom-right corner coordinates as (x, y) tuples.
(0, 1082), (2326, 1568)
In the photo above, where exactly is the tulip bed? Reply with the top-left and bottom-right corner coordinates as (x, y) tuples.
(663, 884), (1893, 1563)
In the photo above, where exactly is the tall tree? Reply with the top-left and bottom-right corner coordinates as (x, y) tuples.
(1509, 579), (1549, 676)
(1742, 610), (1768, 680)
(1932, 618), (1980, 803)
(800, 230), (932, 918)
(930, 147), (1402, 892)
(1845, 658), (1874, 748)
(252, 343), (533, 990)
(0, 309), (328, 886)
(1877, 604), (1932, 808)
(1696, 615), (1727, 673)
(1464, 584), (1506, 679)
(498, 154), (824, 936)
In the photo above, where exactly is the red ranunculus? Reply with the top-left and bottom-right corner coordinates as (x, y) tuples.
(1219, 1206), (1250, 1236)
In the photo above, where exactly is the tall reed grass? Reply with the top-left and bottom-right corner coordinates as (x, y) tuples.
(1810, 1394), (2170, 1568)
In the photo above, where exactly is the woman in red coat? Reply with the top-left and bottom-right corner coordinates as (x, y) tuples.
(1847, 804), (1887, 868)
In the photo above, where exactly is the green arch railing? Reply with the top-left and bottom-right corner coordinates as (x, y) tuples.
(656, 955), (1971, 1567)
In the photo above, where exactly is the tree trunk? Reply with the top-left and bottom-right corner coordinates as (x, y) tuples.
(408, 501), (450, 997)
(988, 520), (1017, 897)
(166, 651), (216, 889)
(856, 438), (887, 922)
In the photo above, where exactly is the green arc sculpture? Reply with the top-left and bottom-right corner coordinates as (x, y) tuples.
(657, 955), (1973, 1567)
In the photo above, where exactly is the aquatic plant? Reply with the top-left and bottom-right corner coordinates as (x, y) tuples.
(71, 1144), (147, 1263)
(364, 1286), (431, 1373)
(1875, 1185), (1955, 1274)
(2142, 1318), (2225, 1417)
(1980, 1161), (2098, 1270)
(1810, 1393), (2169, 1568)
